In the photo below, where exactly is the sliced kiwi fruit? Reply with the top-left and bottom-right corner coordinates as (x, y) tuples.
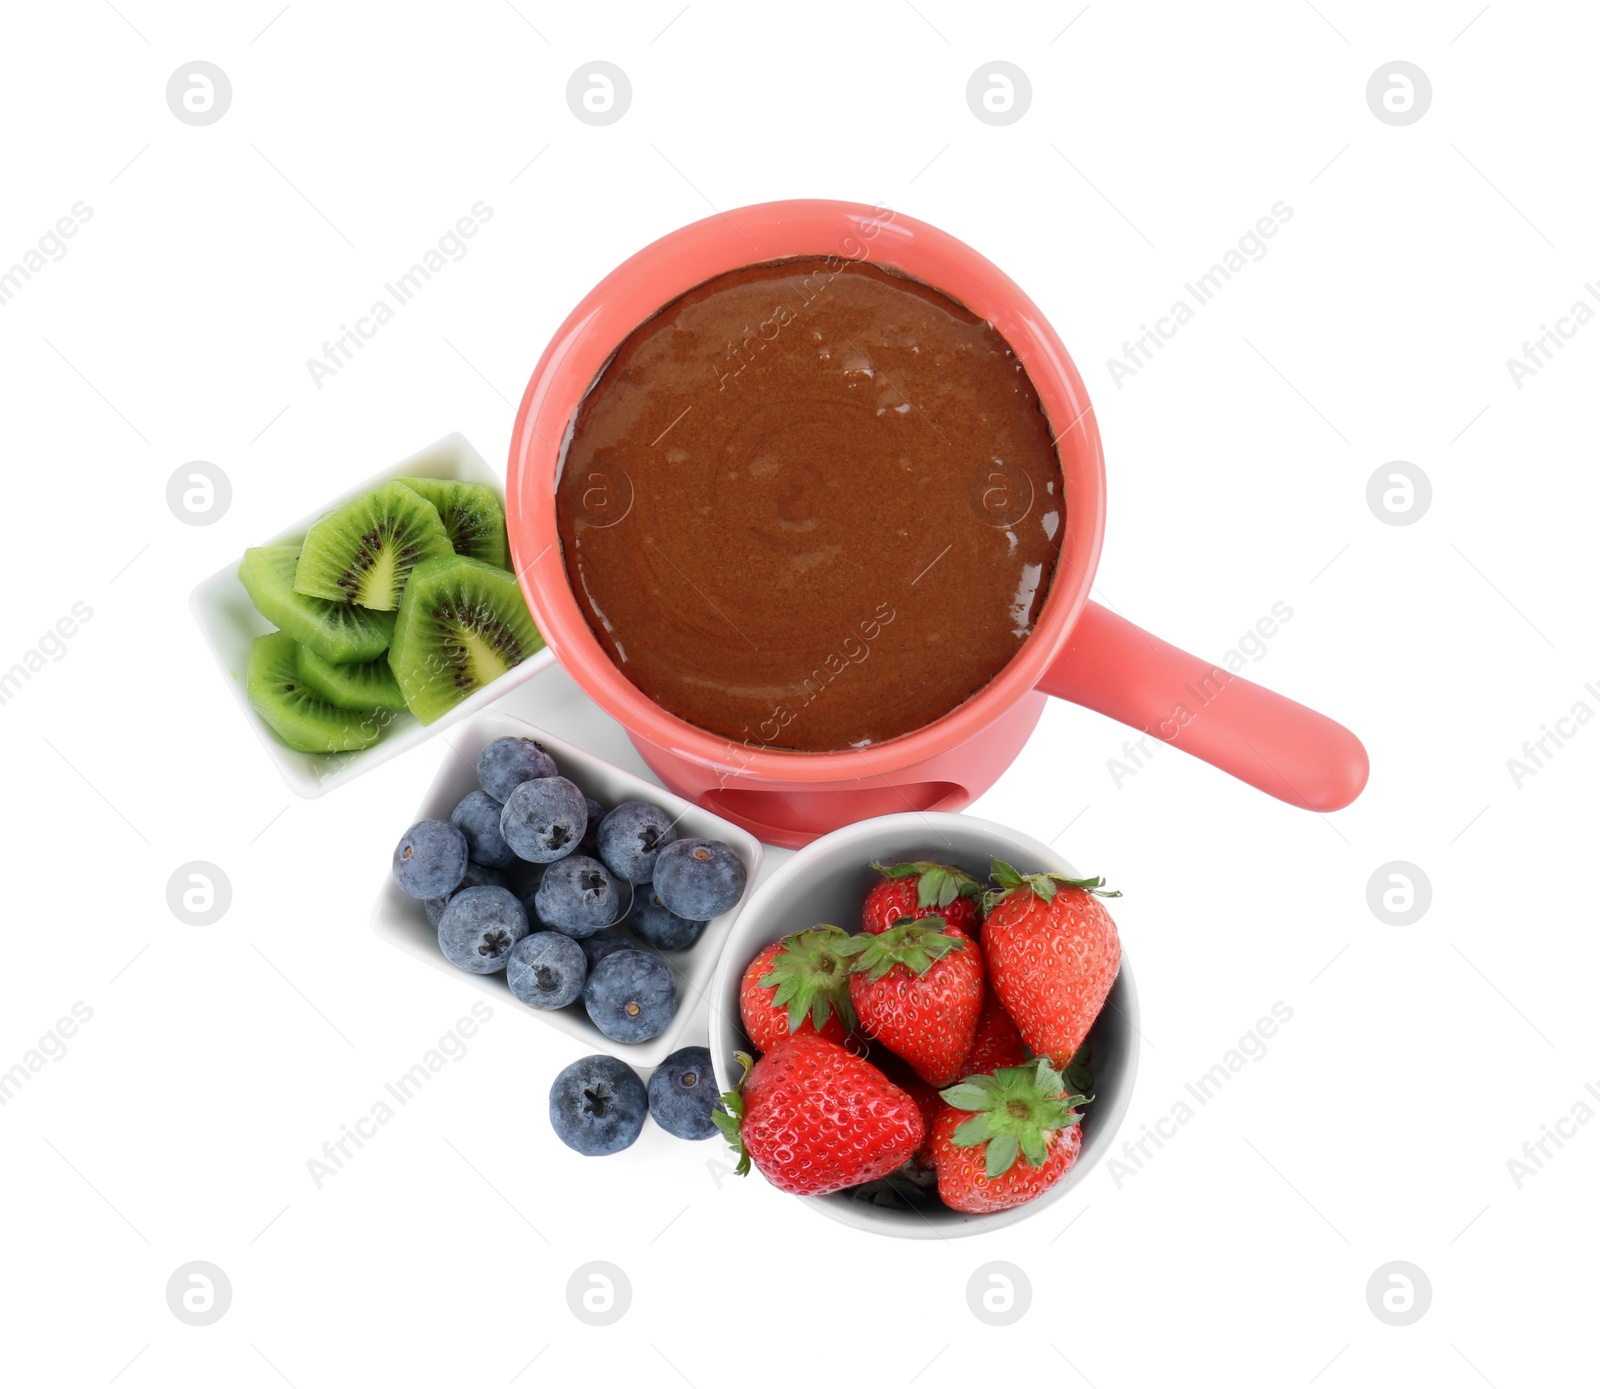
(294, 642), (408, 713)
(239, 546), (395, 665)
(389, 555), (544, 723)
(397, 477), (510, 570)
(246, 631), (387, 753)
(293, 480), (454, 610)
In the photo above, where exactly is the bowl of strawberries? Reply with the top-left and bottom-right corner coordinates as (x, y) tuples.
(708, 812), (1138, 1236)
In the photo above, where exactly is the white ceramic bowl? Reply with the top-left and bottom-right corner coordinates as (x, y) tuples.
(370, 709), (763, 1067)
(709, 812), (1138, 1238)
(189, 431), (554, 797)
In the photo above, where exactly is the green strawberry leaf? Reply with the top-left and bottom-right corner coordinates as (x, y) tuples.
(942, 1057), (1092, 1179)
(712, 1052), (755, 1177)
(984, 860), (1123, 913)
(872, 860), (984, 908)
(1018, 1127), (1048, 1170)
(845, 918), (965, 981)
(1066, 1040), (1094, 1095)
(989, 858), (1026, 892)
(940, 1076), (1000, 1111)
(953, 1114), (999, 1146)
(984, 1132), (1020, 1180)
(757, 925), (857, 1036)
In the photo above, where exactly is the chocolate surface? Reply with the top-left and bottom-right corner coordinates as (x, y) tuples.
(555, 257), (1064, 751)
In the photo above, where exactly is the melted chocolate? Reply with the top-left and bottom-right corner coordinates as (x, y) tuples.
(555, 257), (1064, 751)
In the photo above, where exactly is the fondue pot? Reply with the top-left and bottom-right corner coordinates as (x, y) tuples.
(507, 200), (1367, 848)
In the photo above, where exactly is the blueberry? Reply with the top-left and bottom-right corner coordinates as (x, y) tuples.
(393, 819), (469, 899)
(548, 1054), (648, 1156)
(449, 791), (516, 869)
(581, 930), (639, 969)
(534, 854), (622, 938)
(596, 800), (679, 884)
(584, 950), (677, 1043)
(424, 861), (507, 926)
(477, 736), (558, 803)
(507, 931), (587, 1009)
(651, 838), (746, 920)
(437, 885), (528, 973)
(500, 776), (588, 863)
(581, 798), (605, 854)
(627, 890), (707, 951)
(648, 1046), (720, 1140)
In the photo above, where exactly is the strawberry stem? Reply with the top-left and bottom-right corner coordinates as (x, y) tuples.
(758, 925), (859, 1036)
(984, 858), (1122, 913)
(840, 917), (966, 980)
(872, 860), (984, 909)
(940, 1057), (1089, 1179)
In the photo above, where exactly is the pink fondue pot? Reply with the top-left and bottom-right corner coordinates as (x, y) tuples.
(507, 200), (1368, 847)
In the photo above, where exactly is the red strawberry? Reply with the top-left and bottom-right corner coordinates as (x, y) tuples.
(931, 1058), (1088, 1213)
(863, 861), (983, 936)
(981, 861), (1121, 1068)
(882, 1066), (945, 1169)
(738, 926), (856, 1054)
(962, 990), (1030, 1075)
(713, 1035), (924, 1196)
(845, 919), (985, 1086)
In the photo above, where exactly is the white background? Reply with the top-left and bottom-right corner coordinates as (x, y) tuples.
(2, 1), (1595, 1384)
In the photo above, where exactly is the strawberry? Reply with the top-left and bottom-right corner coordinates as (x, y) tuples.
(875, 1061), (945, 1169)
(962, 990), (1030, 1075)
(931, 1057), (1089, 1213)
(981, 860), (1121, 1068)
(738, 926), (856, 1054)
(863, 861), (983, 936)
(845, 918), (985, 1087)
(713, 1035), (924, 1196)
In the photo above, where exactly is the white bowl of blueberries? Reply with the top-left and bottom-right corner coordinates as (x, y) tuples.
(370, 712), (763, 1094)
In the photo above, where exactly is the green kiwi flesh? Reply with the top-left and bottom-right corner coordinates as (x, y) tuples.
(239, 546), (395, 664)
(294, 642), (408, 713)
(389, 555), (544, 723)
(246, 631), (387, 753)
(293, 480), (453, 610)
(397, 477), (510, 569)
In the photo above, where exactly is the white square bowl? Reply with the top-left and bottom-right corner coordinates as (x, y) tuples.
(189, 431), (555, 797)
(369, 709), (764, 1067)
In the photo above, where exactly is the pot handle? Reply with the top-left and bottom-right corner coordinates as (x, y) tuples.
(1036, 601), (1368, 811)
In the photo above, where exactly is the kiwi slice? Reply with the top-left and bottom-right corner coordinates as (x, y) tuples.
(239, 546), (395, 665)
(389, 555), (544, 723)
(246, 631), (387, 753)
(293, 480), (454, 610)
(398, 477), (510, 570)
(294, 642), (408, 713)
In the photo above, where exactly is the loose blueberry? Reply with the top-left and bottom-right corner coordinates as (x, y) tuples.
(581, 930), (639, 969)
(424, 861), (507, 927)
(596, 800), (679, 884)
(477, 736), (558, 803)
(627, 890), (707, 951)
(393, 819), (469, 899)
(449, 790), (517, 869)
(534, 854), (622, 938)
(500, 776), (588, 864)
(581, 797), (605, 854)
(548, 1054), (648, 1156)
(584, 950), (678, 1043)
(651, 838), (745, 920)
(506, 931), (587, 1009)
(437, 885), (528, 973)
(647, 1045), (720, 1140)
